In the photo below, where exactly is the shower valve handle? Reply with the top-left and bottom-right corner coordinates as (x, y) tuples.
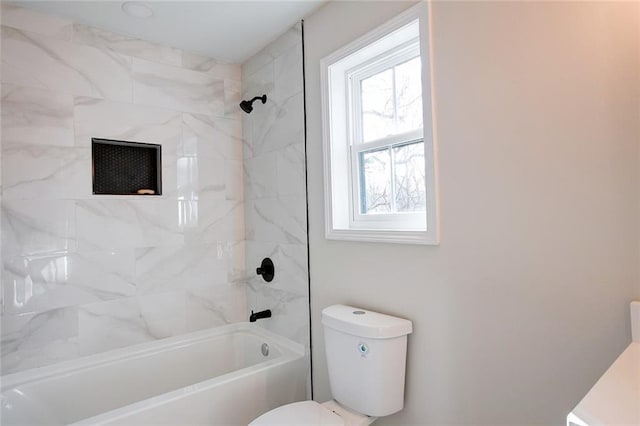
(256, 257), (274, 282)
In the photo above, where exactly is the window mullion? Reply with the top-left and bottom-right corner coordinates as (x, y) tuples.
(392, 66), (398, 132)
(389, 146), (397, 213)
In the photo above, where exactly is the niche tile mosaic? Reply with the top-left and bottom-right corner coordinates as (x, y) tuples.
(92, 139), (162, 196)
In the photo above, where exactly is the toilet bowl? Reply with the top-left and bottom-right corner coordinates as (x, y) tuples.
(249, 305), (412, 425)
(249, 400), (374, 426)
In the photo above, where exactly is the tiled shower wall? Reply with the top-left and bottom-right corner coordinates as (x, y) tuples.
(242, 25), (309, 353)
(0, 5), (246, 374)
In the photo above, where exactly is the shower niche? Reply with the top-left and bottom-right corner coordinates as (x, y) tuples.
(92, 138), (162, 195)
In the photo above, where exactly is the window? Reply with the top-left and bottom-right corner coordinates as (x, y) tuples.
(321, 3), (439, 244)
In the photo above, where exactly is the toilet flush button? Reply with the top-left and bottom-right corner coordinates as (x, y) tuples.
(353, 310), (365, 315)
(357, 342), (369, 357)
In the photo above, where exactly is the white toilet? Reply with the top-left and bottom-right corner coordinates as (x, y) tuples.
(249, 304), (413, 425)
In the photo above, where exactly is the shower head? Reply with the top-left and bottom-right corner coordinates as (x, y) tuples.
(239, 95), (267, 114)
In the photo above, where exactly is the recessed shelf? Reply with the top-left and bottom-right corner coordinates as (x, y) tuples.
(92, 138), (162, 196)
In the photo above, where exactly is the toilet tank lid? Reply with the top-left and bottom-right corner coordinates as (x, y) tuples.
(322, 305), (413, 339)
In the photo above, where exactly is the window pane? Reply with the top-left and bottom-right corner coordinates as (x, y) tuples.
(393, 141), (426, 212)
(395, 56), (423, 134)
(359, 147), (392, 214)
(360, 56), (423, 143)
(361, 68), (394, 143)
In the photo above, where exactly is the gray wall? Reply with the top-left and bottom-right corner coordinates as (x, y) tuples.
(304, 1), (640, 424)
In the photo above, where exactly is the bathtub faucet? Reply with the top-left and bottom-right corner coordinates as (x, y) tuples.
(249, 309), (272, 322)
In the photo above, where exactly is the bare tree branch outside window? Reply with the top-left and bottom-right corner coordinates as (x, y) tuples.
(359, 56), (426, 214)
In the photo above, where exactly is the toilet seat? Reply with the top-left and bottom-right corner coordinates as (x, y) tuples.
(249, 401), (344, 425)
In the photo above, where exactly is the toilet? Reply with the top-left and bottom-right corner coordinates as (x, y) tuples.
(250, 304), (413, 425)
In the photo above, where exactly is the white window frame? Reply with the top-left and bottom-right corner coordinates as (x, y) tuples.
(348, 42), (424, 230)
(349, 133), (426, 231)
(320, 2), (439, 245)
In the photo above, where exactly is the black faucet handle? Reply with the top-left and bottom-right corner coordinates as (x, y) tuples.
(256, 258), (274, 282)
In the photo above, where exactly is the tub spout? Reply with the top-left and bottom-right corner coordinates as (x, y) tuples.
(249, 309), (271, 322)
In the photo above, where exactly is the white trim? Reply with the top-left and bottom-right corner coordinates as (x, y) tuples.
(353, 129), (424, 153)
(353, 130), (424, 154)
(320, 1), (439, 245)
(421, 0), (440, 246)
(327, 229), (431, 245)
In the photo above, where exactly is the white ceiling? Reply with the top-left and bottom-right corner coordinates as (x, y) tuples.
(11, 1), (326, 63)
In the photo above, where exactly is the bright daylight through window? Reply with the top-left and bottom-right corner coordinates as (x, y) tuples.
(321, 3), (438, 244)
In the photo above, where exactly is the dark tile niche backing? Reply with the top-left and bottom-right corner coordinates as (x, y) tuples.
(92, 138), (162, 195)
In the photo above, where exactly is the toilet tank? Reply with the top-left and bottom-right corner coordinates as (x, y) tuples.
(321, 305), (413, 417)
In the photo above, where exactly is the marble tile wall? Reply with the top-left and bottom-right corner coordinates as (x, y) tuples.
(0, 4), (246, 374)
(241, 24), (309, 364)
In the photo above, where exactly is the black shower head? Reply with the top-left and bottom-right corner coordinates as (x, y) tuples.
(239, 95), (267, 114)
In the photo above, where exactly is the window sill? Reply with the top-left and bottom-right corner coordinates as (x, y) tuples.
(325, 228), (438, 245)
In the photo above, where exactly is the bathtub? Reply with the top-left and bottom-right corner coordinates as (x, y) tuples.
(1, 322), (307, 425)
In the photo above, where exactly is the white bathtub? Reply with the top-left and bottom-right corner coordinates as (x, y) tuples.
(1, 323), (307, 425)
